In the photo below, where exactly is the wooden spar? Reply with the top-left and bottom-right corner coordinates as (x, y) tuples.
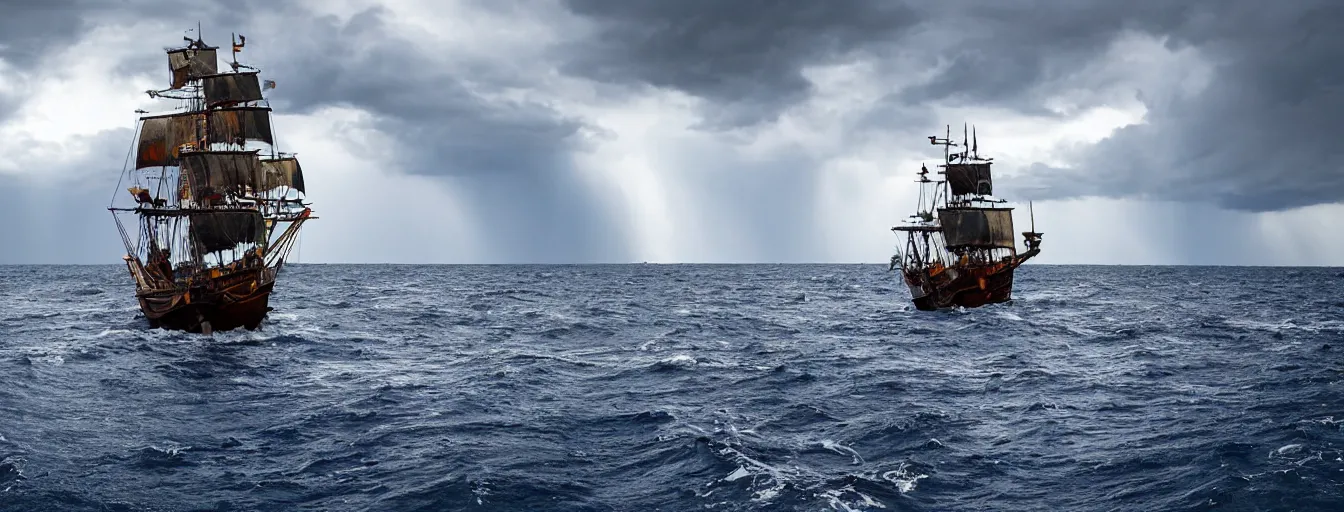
(109, 30), (315, 333)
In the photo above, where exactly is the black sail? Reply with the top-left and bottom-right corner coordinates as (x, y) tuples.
(208, 107), (274, 145)
(135, 112), (202, 168)
(260, 157), (305, 192)
(938, 207), (1015, 249)
(202, 72), (263, 107)
(189, 210), (265, 253)
(180, 151), (263, 200)
(945, 163), (993, 196)
(167, 47), (218, 88)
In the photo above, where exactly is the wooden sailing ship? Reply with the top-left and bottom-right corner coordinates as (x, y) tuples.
(109, 31), (313, 334)
(889, 125), (1042, 311)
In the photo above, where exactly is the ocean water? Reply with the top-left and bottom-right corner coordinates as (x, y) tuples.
(1, 264), (1342, 511)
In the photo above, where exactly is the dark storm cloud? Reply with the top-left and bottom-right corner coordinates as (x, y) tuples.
(891, 1), (1197, 108)
(558, 0), (920, 128)
(559, 0), (1344, 212)
(1006, 1), (1344, 212)
(1, 1), (630, 262)
(255, 6), (588, 178)
(238, 5), (629, 261)
(0, 1), (93, 68)
(555, 0), (1176, 123)
(0, 0), (243, 67)
(0, 0), (590, 179)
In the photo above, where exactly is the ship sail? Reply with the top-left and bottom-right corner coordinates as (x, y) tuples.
(938, 208), (1015, 249)
(202, 71), (264, 107)
(207, 107), (273, 145)
(108, 32), (316, 334)
(135, 112), (202, 168)
(260, 157), (305, 192)
(945, 163), (993, 196)
(189, 210), (266, 253)
(181, 151), (264, 200)
(168, 47), (218, 88)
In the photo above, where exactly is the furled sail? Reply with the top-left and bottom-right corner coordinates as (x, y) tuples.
(135, 113), (202, 168)
(945, 163), (993, 196)
(207, 107), (274, 145)
(260, 157), (305, 192)
(938, 207), (1015, 249)
(189, 210), (265, 253)
(167, 47), (218, 88)
(202, 72), (263, 107)
(181, 151), (263, 200)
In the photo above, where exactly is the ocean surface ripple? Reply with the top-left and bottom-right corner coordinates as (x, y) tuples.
(2, 264), (1343, 511)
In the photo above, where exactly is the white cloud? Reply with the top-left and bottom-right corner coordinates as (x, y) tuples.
(0, 22), (171, 179)
(271, 106), (486, 263)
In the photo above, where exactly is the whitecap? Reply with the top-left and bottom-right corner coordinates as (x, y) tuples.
(881, 462), (928, 494)
(723, 466), (751, 482)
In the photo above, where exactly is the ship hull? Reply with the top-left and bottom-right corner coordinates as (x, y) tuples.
(907, 265), (1015, 311)
(136, 270), (275, 334)
(903, 248), (1038, 311)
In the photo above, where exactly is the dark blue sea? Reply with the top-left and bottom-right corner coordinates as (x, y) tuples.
(2, 265), (1343, 511)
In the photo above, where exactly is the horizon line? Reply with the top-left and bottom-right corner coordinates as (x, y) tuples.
(2, 262), (1342, 268)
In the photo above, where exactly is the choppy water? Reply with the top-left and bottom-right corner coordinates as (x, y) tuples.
(1, 264), (1343, 511)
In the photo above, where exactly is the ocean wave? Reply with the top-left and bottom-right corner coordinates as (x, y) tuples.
(1, 264), (1342, 510)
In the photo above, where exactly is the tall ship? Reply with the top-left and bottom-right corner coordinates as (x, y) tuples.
(889, 125), (1042, 310)
(109, 31), (313, 334)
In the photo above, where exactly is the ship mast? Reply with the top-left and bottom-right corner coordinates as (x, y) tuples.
(109, 28), (314, 285)
(892, 124), (1017, 271)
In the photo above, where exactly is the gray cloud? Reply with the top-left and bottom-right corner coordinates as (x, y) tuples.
(554, 1), (1181, 124)
(1, 1), (632, 263)
(252, 6), (588, 178)
(1004, 1), (1344, 212)
(558, 0), (920, 128)
(0, 1), (594, 180)
(558, 0), (1344, 212)
(0, 0), (246, 66)
(891, 2), (1195, 109)
(0, 1), (93, 68)
(244, 5), (629, 261)
(0, 128), (135, 264)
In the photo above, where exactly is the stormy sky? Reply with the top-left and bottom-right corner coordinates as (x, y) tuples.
(1, 0), (1341, 264)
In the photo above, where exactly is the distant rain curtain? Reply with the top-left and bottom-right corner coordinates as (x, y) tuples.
(938, 208), (1015, 249)
(182, 151), (263, 200)
(189, 211), (265, 253)
(167, 47), (218, 88)
(208, 107), (274, 145)
(135, 113), (202, 168)
(260, 158), (305, 192)
(203, 72), (263, 107)
(946, 163), (993, 196)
